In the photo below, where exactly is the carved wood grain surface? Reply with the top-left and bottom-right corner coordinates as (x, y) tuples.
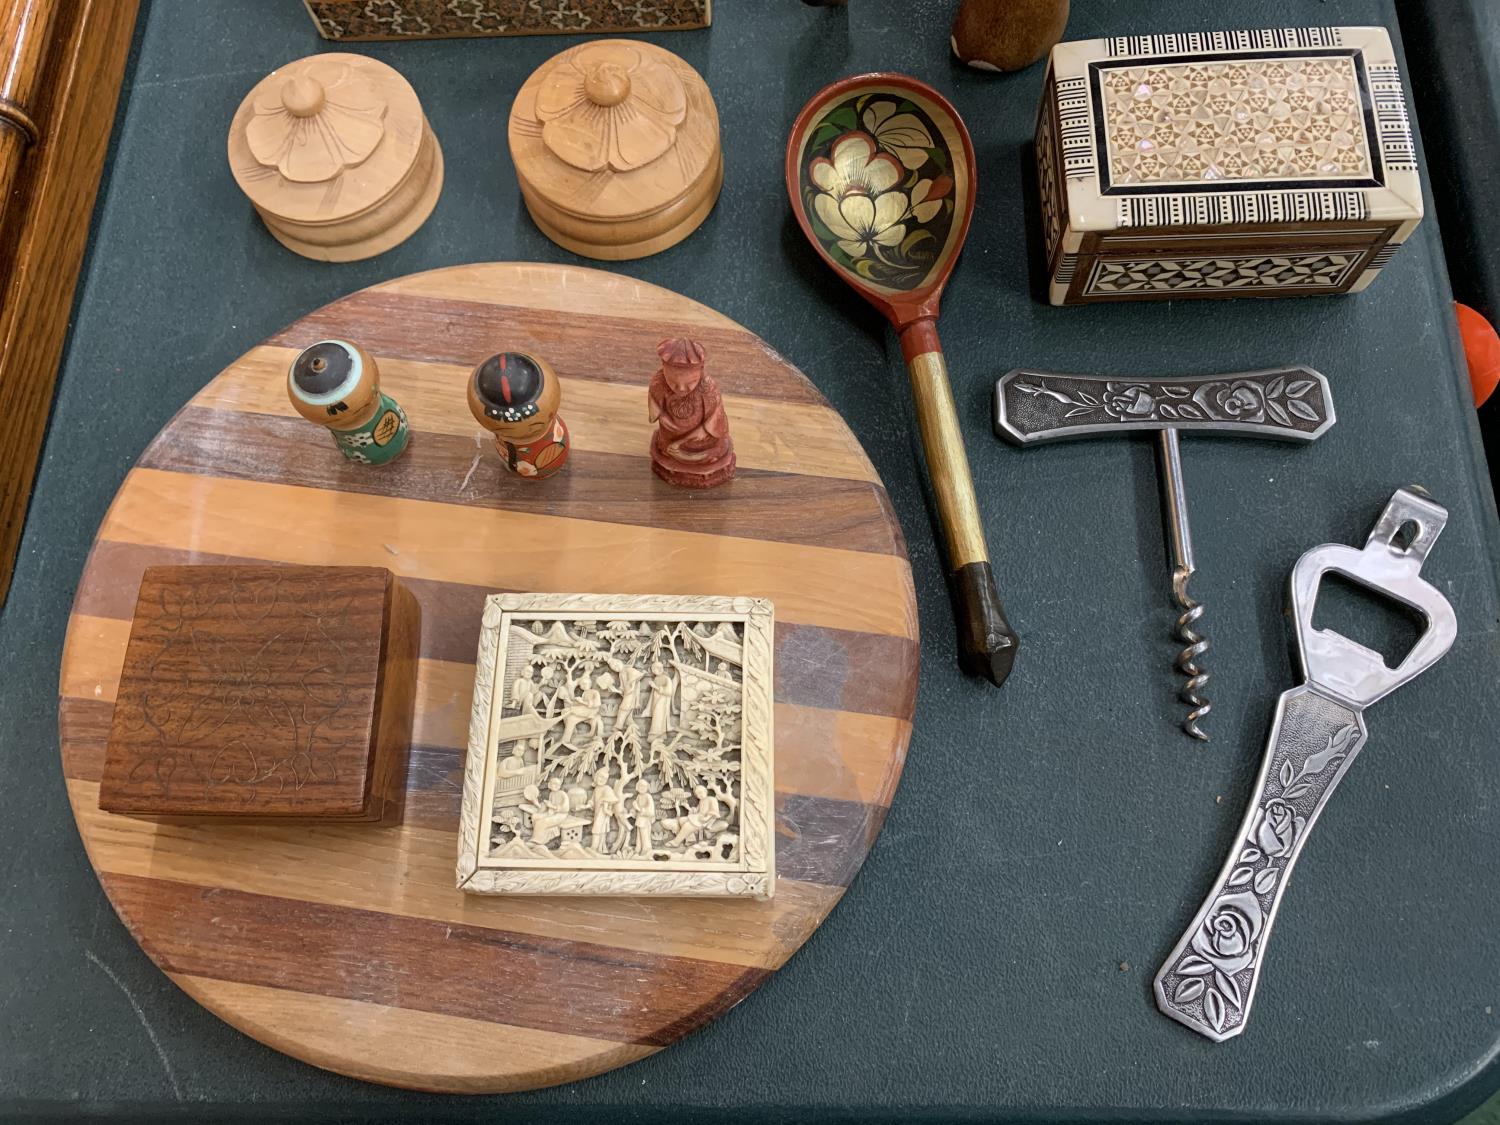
(97, 564), (412, 821)
(57, 262), (919, 1094)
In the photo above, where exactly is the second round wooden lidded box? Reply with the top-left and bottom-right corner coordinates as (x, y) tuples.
(509, 40), (723, 260)
(228, 52), (444, 262)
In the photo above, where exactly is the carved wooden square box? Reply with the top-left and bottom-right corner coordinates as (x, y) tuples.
(302, 0), (711, 41)
(457, 593), (775, 899)
(98, 566), (419, 823)
(1035, 27), (1423, 304)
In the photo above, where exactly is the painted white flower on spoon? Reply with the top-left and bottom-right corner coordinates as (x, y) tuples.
(861, 99), (936, 170)
(809, 134), (909, 259)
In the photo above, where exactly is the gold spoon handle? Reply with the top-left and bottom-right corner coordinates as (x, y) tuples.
(904, 336), (1018, 686)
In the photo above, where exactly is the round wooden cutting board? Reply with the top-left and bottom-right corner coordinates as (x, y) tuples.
(58, 263), (919, 1093)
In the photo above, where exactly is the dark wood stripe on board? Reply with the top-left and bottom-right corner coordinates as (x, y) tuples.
(139, 408), (904, 557)
(71, 541), (921, 719)
(104, 873), (767, 1047)
(61, 698), (893, 890)
(268, 289), (826, 405)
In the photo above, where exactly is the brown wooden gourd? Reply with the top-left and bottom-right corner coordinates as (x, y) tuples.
(951, 0), (1069, 73)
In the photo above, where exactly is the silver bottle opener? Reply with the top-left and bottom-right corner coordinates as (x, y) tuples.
(1154, 488), (1458, 1041)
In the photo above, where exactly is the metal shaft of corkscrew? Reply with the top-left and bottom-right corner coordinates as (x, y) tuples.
(1155, 429), (1210, 740)
(994, 366), (1336, 741)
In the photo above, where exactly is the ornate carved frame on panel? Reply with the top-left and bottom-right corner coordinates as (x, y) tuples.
(457, 593), (775, 899)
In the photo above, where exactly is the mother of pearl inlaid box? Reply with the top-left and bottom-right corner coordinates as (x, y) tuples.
(1035, 27), (1422, 304)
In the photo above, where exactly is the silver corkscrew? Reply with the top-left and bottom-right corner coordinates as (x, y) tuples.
(995, 366), (1337, 741)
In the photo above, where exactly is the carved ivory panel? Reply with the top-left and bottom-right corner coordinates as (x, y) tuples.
(457, 593), (775, 899)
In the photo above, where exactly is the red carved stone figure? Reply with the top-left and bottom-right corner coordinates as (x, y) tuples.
(648, 338), (735, 488)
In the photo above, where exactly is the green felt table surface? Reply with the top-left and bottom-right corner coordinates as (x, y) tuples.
(3, 0), (1499, 1121)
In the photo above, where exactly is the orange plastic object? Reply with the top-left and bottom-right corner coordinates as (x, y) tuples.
(1457, 302), (1500, 408)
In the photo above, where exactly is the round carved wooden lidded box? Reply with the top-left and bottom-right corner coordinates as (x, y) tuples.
(509, 40), (723, 260)
(227, 52), (445, 262)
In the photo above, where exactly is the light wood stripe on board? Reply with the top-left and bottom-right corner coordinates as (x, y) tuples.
(100, 471), (919, 639)
(170, 975), (657, 1094)
(67, 779), (840, 970)
(71, 539), (920, 719)
(61, 617), (911, 809)
(144, 407), (901, 555)
(381, 262), (736, 329)
(197, 347), (880, 484)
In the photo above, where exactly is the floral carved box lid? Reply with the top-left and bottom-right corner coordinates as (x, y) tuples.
(1044, 26), (1423, 232)
(508, 40), (723, 258)
(228, 53), (430, 226)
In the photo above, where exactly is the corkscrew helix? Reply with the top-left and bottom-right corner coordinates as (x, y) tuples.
(994, 366), (1337, 741)
(1158, 430), (1210, 739)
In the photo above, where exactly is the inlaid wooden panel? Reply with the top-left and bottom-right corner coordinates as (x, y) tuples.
(58, 263), (919, 1093)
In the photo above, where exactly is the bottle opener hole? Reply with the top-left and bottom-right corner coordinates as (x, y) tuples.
(1311, 572), (1425, 669)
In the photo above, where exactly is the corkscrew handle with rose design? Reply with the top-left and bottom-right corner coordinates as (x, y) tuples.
(1154, 488), (1457, 1041)
(993, 367), (1334, 445)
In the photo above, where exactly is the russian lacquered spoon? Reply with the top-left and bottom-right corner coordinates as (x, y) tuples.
(786, 74), (1018, 686)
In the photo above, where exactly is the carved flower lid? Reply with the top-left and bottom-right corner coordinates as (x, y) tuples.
(509, 40), (721, 222)
(228, 53), (428, 225)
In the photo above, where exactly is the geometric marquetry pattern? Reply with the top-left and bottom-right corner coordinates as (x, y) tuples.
(1086, 252), (1361, 294)
(1104, 27), (1343, 56)
(1036, 80), (1066, 268)
(1099, 55), (1374, 188)
(305, 0), (711, 38)
(1368, 62), (1416, 172)
(1056, 75), (1094, 179)
(1367, 242), (1401, 269)
(1119, 190), (1370, 227)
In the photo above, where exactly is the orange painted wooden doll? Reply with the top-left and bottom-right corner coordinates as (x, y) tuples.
(467, 351), (570, 480)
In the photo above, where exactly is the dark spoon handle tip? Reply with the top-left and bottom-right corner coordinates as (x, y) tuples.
(953, 561), (1019, 687)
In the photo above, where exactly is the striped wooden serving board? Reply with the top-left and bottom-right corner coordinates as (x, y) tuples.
(57, 263), (919, 1093)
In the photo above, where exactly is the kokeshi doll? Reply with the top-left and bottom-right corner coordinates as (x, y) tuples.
(287, 339), (410, 465)
(467, 352), (570, 480)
